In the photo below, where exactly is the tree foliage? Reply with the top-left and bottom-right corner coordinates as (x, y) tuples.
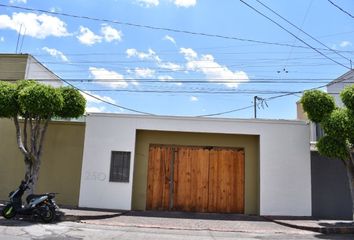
(321, 108), (352, 141)
(58, 86), (86, 118)
(18, 83), (64, 118)
(316, 136), (349, 161)
(341, 85), (354, 112)
(301, 85), (354, 220)
(0, 81), (17, 118)
(0, 80), (86, 119)
(300, 90), (335, 123)
(0, 79), (86, 192)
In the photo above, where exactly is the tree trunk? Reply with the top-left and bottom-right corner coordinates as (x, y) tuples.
(23, 157), (32, 182)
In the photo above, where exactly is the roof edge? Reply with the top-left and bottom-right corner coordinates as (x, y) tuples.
(86, 113), (308, 126)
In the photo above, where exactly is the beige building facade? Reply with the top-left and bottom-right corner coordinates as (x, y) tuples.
(0, 119), (85, 206)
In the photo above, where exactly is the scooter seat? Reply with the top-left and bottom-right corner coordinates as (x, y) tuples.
(26, 194), (48, 203)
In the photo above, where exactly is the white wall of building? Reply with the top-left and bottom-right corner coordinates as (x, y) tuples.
(79, 114), (312, 216)
(25, 55), (63, 87)
(327, 70), (354, 107)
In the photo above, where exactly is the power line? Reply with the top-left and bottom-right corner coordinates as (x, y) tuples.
(196, 105), (254, 117)
(0, 3), (350, 53)
(255, 0), (351, 62)
(2, 78), (348, 83)
(79, 90), (304, 95)
(282, 0), (314, 72)
(327, 0), (354, 19)
(239, 0), (351, 70)
(196, 80), (336, 117)
(60, 79), (155, 115)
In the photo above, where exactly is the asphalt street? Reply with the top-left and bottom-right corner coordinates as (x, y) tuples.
(0, 220), (354, 240)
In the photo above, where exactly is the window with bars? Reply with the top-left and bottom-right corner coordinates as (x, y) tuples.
(109, 151), (131, 182)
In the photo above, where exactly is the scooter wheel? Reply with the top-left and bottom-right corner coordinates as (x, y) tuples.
(39, 205), (56, 223)
(2, 204), (16, 219)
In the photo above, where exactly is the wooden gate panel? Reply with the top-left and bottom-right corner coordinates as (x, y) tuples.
(147, 145), (245, 213)
(194, 148), (210, 212)
(173, 147), (191, 211)
(208, 148), (244, 213)
(146, 145), (172, 210)
(208, 149), (218, 212)
(173, 147), (209, 212)
(235, 150), (245, 212)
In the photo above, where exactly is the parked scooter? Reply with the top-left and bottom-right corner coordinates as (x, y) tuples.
(1, 179), (58, 223)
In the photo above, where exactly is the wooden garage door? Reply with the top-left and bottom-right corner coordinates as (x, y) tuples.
(146, 145), (245, 213)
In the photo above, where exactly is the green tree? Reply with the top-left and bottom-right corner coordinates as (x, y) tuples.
(301, 86), (354, 220)
(0, 80), (86, 193)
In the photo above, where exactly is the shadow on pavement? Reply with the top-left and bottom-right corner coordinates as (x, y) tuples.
(124, 211), (267, 221)
(315, 234), (354, 239)
(319, 222), (354, 228)
(60, 212), (125, 221)
(0, 217), (40, 226)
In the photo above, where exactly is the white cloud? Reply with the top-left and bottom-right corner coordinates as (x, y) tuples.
(42, 47), (68, 62)
(136, 0), (159, 7)
(158, 61), (182, 71)
(134, 67), (155, 78)
(9, 0), (27, 4)
(0, 37), (4, 42)
(0, 12), (70, 39)
(180, 47), (198, 61)
(163, 35), (176, 44)
(77, 25), (123, 45)
(89, 67), (128, 88)
(126, 48), (161, 62)
(77, 26), (102, 46)
(85, 106), (106, 113)
(180, 47), (249, 88)
(190, 96), (198, 101)
(174, 0), (197, 8)
(81, 91), (116, 104)
(125, 48), (182, 72)
(101, 24), (122, 42)
(339, 41), (352, 48)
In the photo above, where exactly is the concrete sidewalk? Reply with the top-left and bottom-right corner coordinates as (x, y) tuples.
(265, 216), (354, 234)
(59, 207), (354, 234)
(1, 203), (353, 234)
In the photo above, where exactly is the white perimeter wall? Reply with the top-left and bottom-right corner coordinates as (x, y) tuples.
(79, 114), (311, 216)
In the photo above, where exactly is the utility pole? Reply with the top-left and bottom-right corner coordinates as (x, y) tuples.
(254, 96), (258, 118)
(254, 96), (268, 118)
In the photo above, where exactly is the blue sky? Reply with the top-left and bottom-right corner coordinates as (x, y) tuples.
(0, 0), (353, 119)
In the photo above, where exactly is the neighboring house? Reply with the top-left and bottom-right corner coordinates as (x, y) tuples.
(79, 113), (312, 216)
(296, 69), (354, 219)
(327, 69), (354, 107)
(0, 53), (62, 87)
(297, 69), (354, 143)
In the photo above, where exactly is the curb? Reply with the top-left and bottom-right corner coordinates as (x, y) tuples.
(264, 217), (354, 234)
(58, 211), (128, 222)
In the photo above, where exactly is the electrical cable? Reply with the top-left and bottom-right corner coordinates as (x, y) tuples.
(196, 80), (339, 117)
(0, 3), (350, 52)
(255, 0), (351, 62)
(60, 79), (155, 115)
(239, 0), (351, 70)
(327, 0), (354, 19)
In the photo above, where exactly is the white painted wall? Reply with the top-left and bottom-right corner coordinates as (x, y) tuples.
(79, 114), (312, 216)
(25, 55), (63, 87)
